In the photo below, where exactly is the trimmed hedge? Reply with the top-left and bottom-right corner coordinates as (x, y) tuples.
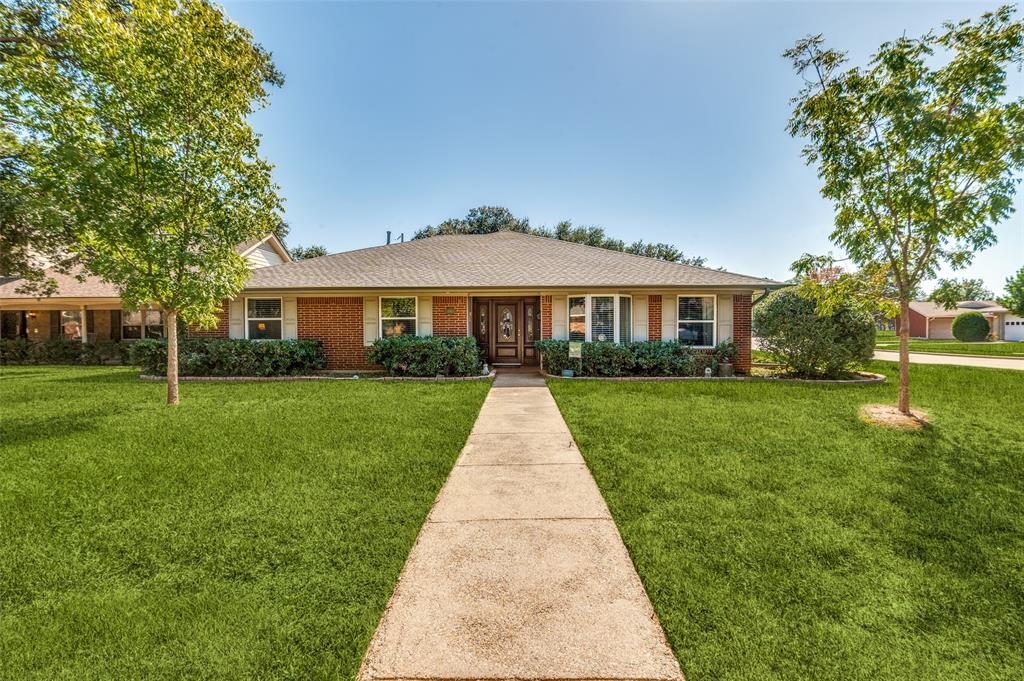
(535, 340), (732, 377)
(952, 311), (990, 342)
(127, 338), (326, 376)
(0, 338), (128, 365)
(367, 336), (482, 377)
(753, 289), (875, 379)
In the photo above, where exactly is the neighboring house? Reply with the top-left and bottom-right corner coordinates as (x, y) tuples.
(896, 300), (1017, 340)
(0, 234), (290, 344)
(0, 231), (781, 372)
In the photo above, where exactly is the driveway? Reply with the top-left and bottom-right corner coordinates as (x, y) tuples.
(874, 350), (1024, 371)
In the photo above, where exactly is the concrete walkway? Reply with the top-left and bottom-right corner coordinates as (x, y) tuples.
(874, 350), (1024, 371)
(358, 371), (683, 681)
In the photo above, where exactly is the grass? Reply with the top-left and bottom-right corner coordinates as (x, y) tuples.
(875, 330), (1024, 358)
(0, 366), (490, 681)
(548, 361), (1024, 681)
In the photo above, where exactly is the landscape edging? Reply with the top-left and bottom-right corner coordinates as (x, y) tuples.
(543, 371), (886, 385)
(139, 370), (497, 383)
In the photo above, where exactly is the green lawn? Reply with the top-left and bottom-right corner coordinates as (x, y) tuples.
(0, 366), (490, 680)
(548, 362), (1024, 681)
(874, 330), (1024, 358)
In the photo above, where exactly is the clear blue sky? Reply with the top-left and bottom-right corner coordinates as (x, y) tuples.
(224, 0), (1023, 293)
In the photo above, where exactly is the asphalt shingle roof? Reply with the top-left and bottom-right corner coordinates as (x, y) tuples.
(909, 300), (1008, 317)
(246, 231), (781, 290)
(0, 269), (119, 300)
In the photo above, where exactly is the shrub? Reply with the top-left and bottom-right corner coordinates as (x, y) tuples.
(127, 338), (326, 376)
(535, 340), (709, 377)
(753, 288), (875, 379)
(952, 311), (990, 342)
(0, 338), (128, 365)
(711, 340), (737, 365)
(367, 336), (481, 376)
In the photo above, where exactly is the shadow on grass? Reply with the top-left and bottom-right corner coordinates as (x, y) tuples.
(0, 410), (109, 449)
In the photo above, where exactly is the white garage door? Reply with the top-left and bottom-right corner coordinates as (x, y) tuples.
(928, 318), (954, 340)
(1005, 315), (1024, 342)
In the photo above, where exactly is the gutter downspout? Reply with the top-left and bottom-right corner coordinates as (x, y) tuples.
(752, 284), (789, 306)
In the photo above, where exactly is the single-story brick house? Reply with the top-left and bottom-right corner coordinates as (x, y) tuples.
(1, 231), (782, 372)
(0, 234), (291, 343)
(895, 300), (1018, 340)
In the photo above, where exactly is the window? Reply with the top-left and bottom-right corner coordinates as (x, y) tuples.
(246, 298), (282, 340)
(568, 296), (586, 341)
(677, 295), (715, 347)
(567, 294), (632, 343)
(619, 296), (632, 343)
(380, 296), (417, 337)
(122, 309), (164, 340)
(591, 296), (614, 342)
(60, 310), (82, 340)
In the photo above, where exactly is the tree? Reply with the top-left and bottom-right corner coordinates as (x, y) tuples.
(2, 0), (284, 404)
(928, 277), (995, 308)
(785, 4), (1024, 415)
(999, 266), (1024, 315)
(413, 206), (706, 266)
(290, 244), (329, 260)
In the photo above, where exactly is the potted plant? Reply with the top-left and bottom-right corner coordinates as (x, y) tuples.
(712, 340), (737, 377)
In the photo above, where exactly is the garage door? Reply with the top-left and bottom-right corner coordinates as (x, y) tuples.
(928, 318), (954, 340)
(1005, 316), (1024, 342)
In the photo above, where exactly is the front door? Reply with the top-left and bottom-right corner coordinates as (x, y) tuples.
(492, 300), (521, 365)
(471, 297), (540, 366)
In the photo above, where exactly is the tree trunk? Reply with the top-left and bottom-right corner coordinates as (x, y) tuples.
(166, 308), (180, 405)
(898, 298), (911, 415)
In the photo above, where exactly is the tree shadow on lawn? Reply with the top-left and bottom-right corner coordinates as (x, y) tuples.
(0, 410), (111, 449)
(884, 420), (1023, 671)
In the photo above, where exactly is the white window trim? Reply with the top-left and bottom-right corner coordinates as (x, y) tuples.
(245, 296), (283, 340)
(379, 295), (418, 338)
(566, 294), (632, 344)
(676, 294), (717, 349)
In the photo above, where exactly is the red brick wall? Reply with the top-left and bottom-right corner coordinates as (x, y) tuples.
(297, 297), (366, 369)
(895, 309), (928, 338)
(541, 296), (552, 339)
(188, 299), (230, 338)
(432, 296), (468, 336)
(648, 295), (662, 341)
(733, 293), (752, 373)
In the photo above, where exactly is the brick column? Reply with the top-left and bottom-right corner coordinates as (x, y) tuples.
(297, 297), (366, 369)
(541, 296), (552, 340)
(733, 293), (752, 373)
(188, 299), (230, 338)
(432, 296), (469, 336)
(648, 295), (662, 341)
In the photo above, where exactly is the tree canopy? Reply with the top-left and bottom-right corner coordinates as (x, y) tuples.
(413, 205), (707, 267)
(928, 277), (995, 308)
(289, 244), (329, 260)
(2, 0), (284, 403)
(785, 4), (1024, 414)
(999, 266), (1024, 315)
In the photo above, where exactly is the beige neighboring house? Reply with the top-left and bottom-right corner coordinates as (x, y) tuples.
(896, 300), (1021, 340)
(0, 234), (291, 343)
(1, 231), (783, 372)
